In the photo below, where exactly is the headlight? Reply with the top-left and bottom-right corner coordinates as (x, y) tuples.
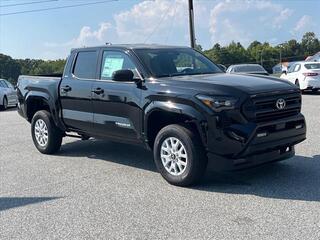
(196, 95), (238, 112)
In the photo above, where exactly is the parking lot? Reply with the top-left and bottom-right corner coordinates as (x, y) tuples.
(0, 93), (319, 239)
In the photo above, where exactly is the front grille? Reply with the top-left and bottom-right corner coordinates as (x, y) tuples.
(243, 91), (301, 123)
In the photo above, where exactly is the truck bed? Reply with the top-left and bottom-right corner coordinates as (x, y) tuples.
(17, 74), (62, 121)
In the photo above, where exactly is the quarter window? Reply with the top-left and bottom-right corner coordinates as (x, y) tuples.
(73, 51), (98, 79)
(100, 51), (138, 80)
(294, 64), (301, 72)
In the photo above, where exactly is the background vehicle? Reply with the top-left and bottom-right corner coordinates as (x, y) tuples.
(16, 45), (306, 186)
(280, 62), (320, 92)
(0, 79), (18, 110)
(227, 64), (269, 75)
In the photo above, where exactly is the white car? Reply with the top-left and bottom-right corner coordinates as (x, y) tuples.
(0, 79), (18, 110)
(280, 62), (320, 92)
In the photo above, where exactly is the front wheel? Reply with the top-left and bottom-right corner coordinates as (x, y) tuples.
(153, 124), (207, 186)
(31, 110), (63, 154)
(1, 97), (8, 111)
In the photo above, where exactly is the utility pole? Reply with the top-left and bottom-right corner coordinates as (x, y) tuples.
(188, 0), (196, 48)
(260, 50), (263, 66)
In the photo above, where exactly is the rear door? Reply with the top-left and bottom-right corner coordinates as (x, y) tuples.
(91, 49), (143, 141)
(60, 50), (99, 133)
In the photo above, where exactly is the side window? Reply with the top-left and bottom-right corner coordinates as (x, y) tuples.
(0, 81), (4, 88)
(100, 51), (138, 80)
(294, 64), (301, 72)
(73, 51), (97, 79)
(2, 81), (9, 88)
(288, 64), (295, 73)
(3, 80), (13, 88)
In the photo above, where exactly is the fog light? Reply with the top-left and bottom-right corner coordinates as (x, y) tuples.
(257, 132), (267, 138)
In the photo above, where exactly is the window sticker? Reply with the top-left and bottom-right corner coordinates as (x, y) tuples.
(101, 55), (124, 78)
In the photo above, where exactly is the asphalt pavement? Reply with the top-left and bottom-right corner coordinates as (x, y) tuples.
(0, 93), (320, 239)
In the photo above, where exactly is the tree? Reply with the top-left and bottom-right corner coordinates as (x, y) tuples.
(301, 32), (320, 56)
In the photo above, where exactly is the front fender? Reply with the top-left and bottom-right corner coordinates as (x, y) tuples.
(144, 100), (208, 147)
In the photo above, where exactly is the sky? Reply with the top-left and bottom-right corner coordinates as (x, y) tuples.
(0, 0), (319, 60)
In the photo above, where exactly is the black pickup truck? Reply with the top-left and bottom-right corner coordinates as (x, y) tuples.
(17, 44), (306, 186)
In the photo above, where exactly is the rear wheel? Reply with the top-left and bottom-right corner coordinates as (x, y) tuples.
(153, 124), (207, 186)
(31, 110), (63, 154)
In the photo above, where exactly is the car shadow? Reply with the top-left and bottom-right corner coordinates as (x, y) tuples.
(0, 197), (61, 212)
(0, 107), (17, 112)
(59, 139), (320, 202)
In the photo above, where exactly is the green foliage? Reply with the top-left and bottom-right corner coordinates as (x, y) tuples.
(203, 32), (320, 73)
(0, 57), (66, 85)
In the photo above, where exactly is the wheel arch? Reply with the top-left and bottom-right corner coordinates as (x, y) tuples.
(24, 92), (63, 130)
(144, 101), (207, 149)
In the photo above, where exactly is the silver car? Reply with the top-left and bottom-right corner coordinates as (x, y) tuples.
(0, 79), (18, 110)
(226, 64), (269, 75)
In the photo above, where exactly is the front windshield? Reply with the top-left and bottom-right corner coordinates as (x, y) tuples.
(134, 48), (222, 78)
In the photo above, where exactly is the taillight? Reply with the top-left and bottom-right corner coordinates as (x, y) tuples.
(303, 72), (319, 77)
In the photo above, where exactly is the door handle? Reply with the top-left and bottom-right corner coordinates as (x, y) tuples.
(61, 85), (72, 92)
(92, 88), (104, 95)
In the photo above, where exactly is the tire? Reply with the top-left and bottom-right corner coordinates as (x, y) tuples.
(1, 96), (8, 111)
(31, 110), (63, 154)
(153, 124), (207, 186)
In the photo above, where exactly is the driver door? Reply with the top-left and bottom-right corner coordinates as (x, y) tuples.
(91, 50), (143, 141)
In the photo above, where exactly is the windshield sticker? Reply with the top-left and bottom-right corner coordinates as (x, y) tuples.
(101, 56), (124, 78)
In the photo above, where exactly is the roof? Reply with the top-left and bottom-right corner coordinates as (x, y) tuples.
(228, 64), (262, 67)
(71, 44), (190, 52)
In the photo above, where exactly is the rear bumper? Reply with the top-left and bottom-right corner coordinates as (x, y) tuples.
(300, 78), (320, 90)
(206, 114), (306, 171)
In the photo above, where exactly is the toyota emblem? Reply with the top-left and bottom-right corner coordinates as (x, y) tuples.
(276, 98), (286, 110)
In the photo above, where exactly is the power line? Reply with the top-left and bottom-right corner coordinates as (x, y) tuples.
(0, 0), (118, 16)
(143, 3), (171, 43)
(0, 0), (58, 8)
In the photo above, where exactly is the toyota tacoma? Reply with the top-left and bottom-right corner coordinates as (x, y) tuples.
(17, 44), (306, 186)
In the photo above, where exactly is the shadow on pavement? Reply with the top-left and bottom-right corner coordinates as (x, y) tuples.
(0, 107), (17, 112)
(59, 139), (155, 172)
(59, 139), (320, 202)
(0, 197), (61, 212)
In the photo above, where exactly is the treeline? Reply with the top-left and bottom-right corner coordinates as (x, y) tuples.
(0, 54), (66, 85)
(202, 32), (320, 73)
(1, 32), (320, 85)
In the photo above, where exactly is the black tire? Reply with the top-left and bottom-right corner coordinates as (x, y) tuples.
(153, 124), (207, 186)
(31, 110), (63, 154)
(1, 96), (8, 111)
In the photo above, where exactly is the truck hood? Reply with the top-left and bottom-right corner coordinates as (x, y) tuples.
(155, 73), (296, 95)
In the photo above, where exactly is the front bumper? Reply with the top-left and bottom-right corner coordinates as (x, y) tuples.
(206, 114), (306, 171)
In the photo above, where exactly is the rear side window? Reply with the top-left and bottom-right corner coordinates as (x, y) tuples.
(73, 51), (97, 79)
(305, 63), (320, 70)
(0, 81), (4, 88)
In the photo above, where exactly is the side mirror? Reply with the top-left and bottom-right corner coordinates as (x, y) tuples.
(112, 69), (134, 82)
(217, 64), (227, 72)
(282, 70), (287, 75)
